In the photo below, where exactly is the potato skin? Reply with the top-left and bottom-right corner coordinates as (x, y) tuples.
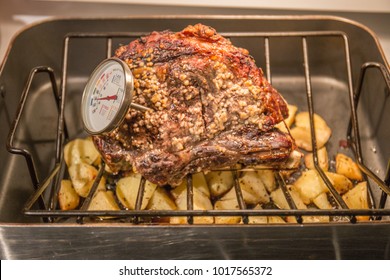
(58, 180), (80, 210)
(116, 173), (157, 210)
(88, 190), (120, 211)
(335, 153), (363, 181)
(290, 112), (332, 151)
(205, 171), (234, 198)
(342, 181), (369, 221)
(68, 163), (99, 198)
(304, 147), (329, 171)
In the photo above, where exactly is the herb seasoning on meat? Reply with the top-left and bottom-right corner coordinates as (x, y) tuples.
(93, 24), (301, 185)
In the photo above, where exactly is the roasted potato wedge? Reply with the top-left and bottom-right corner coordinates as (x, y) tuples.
(335, 153), (363, 181)
(301, 214), (330, 223)
(68, 162), (100, 197)
(247, 204), (267, 224)
(170, 187), (214, 224)
(290, 112), (331, 151)
(304, 146), (329, 171)
(272, 185), (330, 223)
(58, 180), (80, 210)
(86, 175), (106, 194)
(171, 172), (210, 200)
(268, 216), (286, 224)
(294, 169), (330, 204)
(313, 192), (333, 210)
(214, 188), (241, 224)
(64, 138), (100, 167)
(239, 171), (270, 205)
(205, 171), (234, 198)
(170, 174), (213, 224)
(173, 187), (213, 212)
(342, 181), (369, 221)
(275, 104), (298, 132)
(257, 170), (276, 193)
(271, 186), (307, 223)
(116, 173), (157, 210)
(271, 186), (306, 210)
(325, 172), (353, 194)
(88, 190), (120, 211)
(289, 127), (313, 151)
(192, 172), (211, 198)
(147, 187), (177, 211)
(294, 111), (327, 130)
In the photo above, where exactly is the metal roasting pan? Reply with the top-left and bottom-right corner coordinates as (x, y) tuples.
(0, 15), (390, 259)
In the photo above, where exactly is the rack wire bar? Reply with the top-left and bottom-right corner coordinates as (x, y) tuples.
(347, 62), (390, 198)
(264, 37), (271, 82)
(382, 162), (390, 210)
(302, 37), (351, 211)
(276, 172), (303, 223)
(18, 30), (390, 223)
(186, 174), (194, 224)
(7, 66), (61, 215)
(7, 67), (57, 187)
(232, 170), (248, 224)
(23, 208), (390, 218)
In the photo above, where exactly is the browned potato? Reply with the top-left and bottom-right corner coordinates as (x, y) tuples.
(85, 176), (106, 194)
(170, 187), (214, 224)
(342, 181), (369, 221)
(304, 146), (329, 171)
(268, 216), (286, 224)
(256, 170), (276, 193)
(271, 186), (305, 223)
(301, 215), (330, 223)
(294, 170), (330, 204)
(88, 190), (120, 211)
(295, 112), (327, 130)
(325, 172), (353, 194)
(147, 187), (177, 211)
(290, 112), (332, 151)
(64, 138), (100, 167)
(289, 127), (313, 151)
(239, 171), (270, 205)
(58, 180), (80, 210)
(313, 192), (333, 210)
(247, 204), (268, 224)
(170, 173), (213, 224)
(205, 171), (234, 198)
(271, 185), (328, 223)
(335, 153), (363, 181)
(68, 163), (99, 197)
(214, 188), (241, 224)
(247, 205), (286, 224)
(275, 104), (298, 132)
(171, 172), (210, 200)
(271, 186), (306, 211)
(191, 172), (211, 198)
(116, 173), (157, 210)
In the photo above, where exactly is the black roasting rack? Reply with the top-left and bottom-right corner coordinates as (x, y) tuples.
(7, 30), (390, 224)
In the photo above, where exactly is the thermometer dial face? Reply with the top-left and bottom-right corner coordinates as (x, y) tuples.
(81, 58), (133, 134)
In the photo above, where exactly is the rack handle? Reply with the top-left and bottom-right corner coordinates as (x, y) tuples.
(6, 66), (60, 190)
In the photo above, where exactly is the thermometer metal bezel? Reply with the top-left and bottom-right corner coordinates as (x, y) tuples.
(81, 57), (134, 135)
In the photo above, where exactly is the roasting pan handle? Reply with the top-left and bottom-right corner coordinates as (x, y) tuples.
(6, 66), (61, 193)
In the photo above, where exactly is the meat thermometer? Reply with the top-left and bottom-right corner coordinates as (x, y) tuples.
(81, 58), (149, 135)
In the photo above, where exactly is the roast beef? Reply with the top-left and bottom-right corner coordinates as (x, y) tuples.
(93, 24), (300, 185)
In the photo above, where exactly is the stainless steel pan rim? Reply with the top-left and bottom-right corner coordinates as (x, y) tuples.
(1, 14), (389, 74)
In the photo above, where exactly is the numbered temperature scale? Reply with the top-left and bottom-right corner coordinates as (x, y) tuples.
(81, 58), (149, 135)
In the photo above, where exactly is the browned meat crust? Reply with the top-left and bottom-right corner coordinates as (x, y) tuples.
(93, 24), (297, 185)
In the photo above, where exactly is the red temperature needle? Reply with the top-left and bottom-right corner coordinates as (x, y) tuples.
(97, 95), (117, 101)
